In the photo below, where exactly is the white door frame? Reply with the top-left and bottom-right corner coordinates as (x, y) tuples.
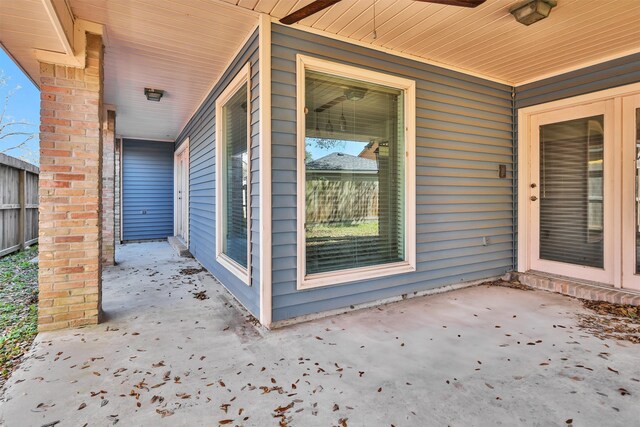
(621, 94), (640, 291)
(174, 138), (190, 245)
(528, 100), (616, 285)
(518, 82), (640, 289)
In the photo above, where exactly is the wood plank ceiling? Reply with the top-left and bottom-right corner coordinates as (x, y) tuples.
(1, 0), (260, 141)
(69, 0), (259, 140)
(3, 0), (640, 141)
(223, 0), (640, 85)
(0, 0), (64, 82)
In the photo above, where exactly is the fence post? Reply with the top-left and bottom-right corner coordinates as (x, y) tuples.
(18, 170), (27, 250)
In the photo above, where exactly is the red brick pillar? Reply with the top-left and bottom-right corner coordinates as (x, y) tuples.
(102, 110), (116, 265)
(38, 33), (104, 331)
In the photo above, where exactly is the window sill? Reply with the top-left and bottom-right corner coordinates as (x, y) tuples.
(297, 261), (416, 290)
(216, 253), (250, 286)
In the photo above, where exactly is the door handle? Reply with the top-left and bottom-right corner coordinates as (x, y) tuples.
(530, 196), (538, 201)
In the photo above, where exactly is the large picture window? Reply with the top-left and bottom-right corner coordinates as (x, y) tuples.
(216, 64), (251, 284)
(297, 56), (416, 289)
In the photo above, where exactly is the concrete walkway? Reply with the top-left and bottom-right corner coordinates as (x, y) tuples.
(1, 242), (639, 426)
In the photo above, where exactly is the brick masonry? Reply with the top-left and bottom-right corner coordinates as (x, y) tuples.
(102, 109), (116, 265)
(38, 33), (104, 331)
(508, 272), (640, 306)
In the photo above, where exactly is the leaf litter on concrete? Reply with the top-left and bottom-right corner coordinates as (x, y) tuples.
(577, 300), (640, 344)
(486, 278), (639, 344)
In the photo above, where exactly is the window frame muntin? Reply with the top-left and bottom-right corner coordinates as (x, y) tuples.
(296, 54), (416, 290)
(215, 63), (252, 285)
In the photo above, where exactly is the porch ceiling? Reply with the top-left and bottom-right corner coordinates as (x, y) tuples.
(0, 0), (65, 81)
(3, 1), (640, 142)
(225, 0), (640, 85)
(0, 0), (259, 141)
(69, 0), (259, 141)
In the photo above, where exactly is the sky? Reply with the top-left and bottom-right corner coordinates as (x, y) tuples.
(306, 138), (365, 161)
(0, 48), (40, 166)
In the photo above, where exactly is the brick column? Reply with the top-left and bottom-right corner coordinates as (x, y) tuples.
(38, 33), (104, 331)
(102, 109), (116, 265)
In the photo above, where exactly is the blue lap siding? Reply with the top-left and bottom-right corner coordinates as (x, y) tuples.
(515, 52), (640, 109)
(270, 25), (514, 322)
(122, 139), (174, 241)
(174, 29), (261, 318)
(171, 23), (640, 324)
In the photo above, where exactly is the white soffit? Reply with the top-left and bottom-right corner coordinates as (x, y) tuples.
(223, 0), (640, 86)
(69, 0), (259, 140)
(4, 0), (640, 140)
(0, 0), (65, 85)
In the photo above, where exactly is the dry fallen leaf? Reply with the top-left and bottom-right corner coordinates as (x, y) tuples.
(150, 395), (164, 404)
(156, 408), (174, 417)
(193, 291), (209, 300)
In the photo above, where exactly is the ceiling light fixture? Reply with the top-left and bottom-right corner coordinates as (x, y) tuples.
(345, 87), (367, 101)
(509, 0), (556, 26)
(325, 110), (334, 134)
(144, 88), (164, 102)
(340, 102), (347, 132)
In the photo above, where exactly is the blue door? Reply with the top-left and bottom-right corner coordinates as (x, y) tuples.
(122, 139), (174, 241)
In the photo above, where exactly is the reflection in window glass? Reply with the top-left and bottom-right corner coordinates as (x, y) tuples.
(539, 115), (604, 268)
(304, 70), (405, 275)
(222, 84), (248, 268)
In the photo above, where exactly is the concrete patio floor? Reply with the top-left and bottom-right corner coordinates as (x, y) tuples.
(1, 242), (639, 426)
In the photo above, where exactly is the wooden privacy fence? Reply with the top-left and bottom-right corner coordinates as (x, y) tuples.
(0, 153), (39, 257)
(306, 173), (379, 224)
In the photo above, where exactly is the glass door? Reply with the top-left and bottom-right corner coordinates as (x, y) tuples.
(529, 100), (615, 284)
(174, 149), (189, 244)
(622, 94), (640, 290)
(176, 157), (183, 238)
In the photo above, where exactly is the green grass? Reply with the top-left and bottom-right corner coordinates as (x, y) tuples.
(306, 220), (379, 239)
(0, 246), (38, 388)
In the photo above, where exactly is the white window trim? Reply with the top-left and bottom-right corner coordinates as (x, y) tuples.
(295, 54), (417, 291)
(174, 137), (190, 246)
(215, 63), (252, 286)
(258, 15), (273, 327)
